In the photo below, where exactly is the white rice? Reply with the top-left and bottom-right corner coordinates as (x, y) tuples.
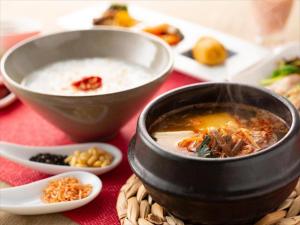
(22, 57), (154, 95)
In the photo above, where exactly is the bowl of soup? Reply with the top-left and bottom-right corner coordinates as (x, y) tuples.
(128, 82), (300, 225)
(1, 28), (173, 141)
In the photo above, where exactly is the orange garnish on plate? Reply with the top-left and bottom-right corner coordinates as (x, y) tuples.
(143, 24), (184, 46)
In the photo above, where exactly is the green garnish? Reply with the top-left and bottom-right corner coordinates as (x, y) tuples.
(271, 65), (300, 78)
(109, 4), (128, 11)
(261, 59), (300, 86)
(197, 135), (211, 157)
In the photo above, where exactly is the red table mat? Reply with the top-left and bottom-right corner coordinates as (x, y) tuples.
(0, 71), (199, 225)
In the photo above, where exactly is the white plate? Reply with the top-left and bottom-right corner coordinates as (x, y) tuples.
(57, 3), (270, 81)
(230, 42), (300, 85)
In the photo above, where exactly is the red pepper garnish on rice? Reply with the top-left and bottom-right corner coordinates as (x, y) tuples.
(72, 76), (102, 91)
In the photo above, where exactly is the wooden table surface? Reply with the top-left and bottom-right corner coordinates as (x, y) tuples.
(0, 1), (299, 225)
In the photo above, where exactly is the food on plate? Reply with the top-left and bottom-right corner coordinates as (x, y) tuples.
(21, 58), (154, 95)
(262, 58), (300, 86)
(285, 84), (300, 110)
(42, 177), (92, 203)
(151, 103), (288, 158)
(93, 4), (138, 27)
(192, 36), (227, 66)
(64, 147), (113, 168)
(269, 77), (300, 112)
(262, 58), (300, 112)
(143, 24), (184, 46)
(29, 153), (68, 166)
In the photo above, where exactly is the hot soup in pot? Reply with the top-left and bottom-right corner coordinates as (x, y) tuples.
(150, 103), (289, 158)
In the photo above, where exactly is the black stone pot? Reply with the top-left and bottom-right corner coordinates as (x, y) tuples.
(128, 82), (300, 225)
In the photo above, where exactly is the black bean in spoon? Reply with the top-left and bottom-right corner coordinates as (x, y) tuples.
(29, 153), (69, 166)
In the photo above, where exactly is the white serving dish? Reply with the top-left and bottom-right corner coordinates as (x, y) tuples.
(230, 42), (300, 85)
(57, 3), (270, 81)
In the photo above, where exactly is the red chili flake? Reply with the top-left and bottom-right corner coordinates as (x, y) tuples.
(72, 76), (102, 91)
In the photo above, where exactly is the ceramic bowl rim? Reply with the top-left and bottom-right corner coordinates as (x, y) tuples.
(0, 27), (174, 98)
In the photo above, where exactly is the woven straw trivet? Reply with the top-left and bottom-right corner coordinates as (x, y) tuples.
(116, 175), (300, 225)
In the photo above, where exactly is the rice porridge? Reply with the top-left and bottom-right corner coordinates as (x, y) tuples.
(22, 58), (154, 95)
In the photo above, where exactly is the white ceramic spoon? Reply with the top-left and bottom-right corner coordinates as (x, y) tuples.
(0, 142), (122, 175)
(0, 171), (102, 215)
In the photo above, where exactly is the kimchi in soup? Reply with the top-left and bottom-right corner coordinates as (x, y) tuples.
(150, 103), (289, 158)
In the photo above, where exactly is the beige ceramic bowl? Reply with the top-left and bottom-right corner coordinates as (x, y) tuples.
(1, 28), (173, 141)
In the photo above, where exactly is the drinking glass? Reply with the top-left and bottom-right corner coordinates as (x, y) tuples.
(252, 0), (294, 46)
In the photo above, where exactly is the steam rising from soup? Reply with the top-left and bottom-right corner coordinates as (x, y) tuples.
(150, 103), (289, 158)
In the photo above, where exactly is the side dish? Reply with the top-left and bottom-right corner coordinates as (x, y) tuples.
(29, 147), (113, 168)
(30, 153), (68, 166)
(93, 4), (138, 27)
(64, 147), (113, 168)
(21, 57), (154, 95)
(143, 24), (184, 46)
(151, 103), (288, 158)
(192, 36), (227, 66)
(42, 177), (92, 203)
(262, 58), (300, 112)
